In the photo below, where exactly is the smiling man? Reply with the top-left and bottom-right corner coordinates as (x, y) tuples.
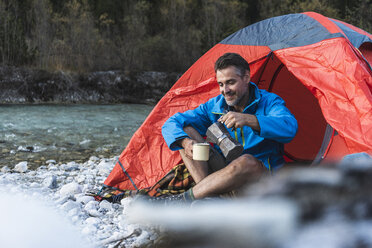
(160, 53), (298, 203)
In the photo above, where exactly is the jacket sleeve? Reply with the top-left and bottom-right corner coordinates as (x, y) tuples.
(255, 94), (298, 143)
(162, 102), (213, 151)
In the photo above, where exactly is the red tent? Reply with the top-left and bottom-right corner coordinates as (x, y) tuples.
(104, 12), (372, 191)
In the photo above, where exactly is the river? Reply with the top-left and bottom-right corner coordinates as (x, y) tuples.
(0, 104), (153, 169)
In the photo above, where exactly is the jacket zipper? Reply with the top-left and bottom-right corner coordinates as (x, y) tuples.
(268, 157), (272, 171)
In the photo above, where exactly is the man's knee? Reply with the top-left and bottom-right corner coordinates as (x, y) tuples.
(228, 154), (264, 177)
(239, 154), (260, 165)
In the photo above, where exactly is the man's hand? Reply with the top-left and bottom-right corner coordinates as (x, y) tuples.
(218, 112), (260, 132)
(180, 137), (197, 160)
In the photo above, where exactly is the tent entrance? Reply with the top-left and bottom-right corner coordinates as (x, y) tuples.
(252, 54), (328, 163)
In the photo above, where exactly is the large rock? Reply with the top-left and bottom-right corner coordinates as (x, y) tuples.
(0, 66), (181, 104)
(14, 161), (28, 173)
(59, 182), (82, 196)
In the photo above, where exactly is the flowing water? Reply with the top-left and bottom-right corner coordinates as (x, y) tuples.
(0, 104), (153, 169)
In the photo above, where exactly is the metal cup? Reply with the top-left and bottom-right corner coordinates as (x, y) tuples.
(193, 143), (210, 161)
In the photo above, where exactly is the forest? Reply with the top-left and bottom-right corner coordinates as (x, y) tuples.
(0, 0), (371, 73)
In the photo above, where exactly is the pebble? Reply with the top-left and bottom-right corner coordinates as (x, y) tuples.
(76, 195), (95, 205)
(89, 156), (99, 161)
(84, 200), (99, 211)
(76, 175), (86, 183)
(82, 225), (98, 235)
(68, 207), (80, 217)
(1, 166), (10, 173)
(87, 209), (102, 217)
(14, 161), (28, 173)
(100, 200), (113, 211)
(71, 215), (80, 223)
(61, 200), (81, 212)
(48, 165), (58, 171)
(43, 175), (58, 189)
(29, 171), (37, 176)
(61, 162), (80, 171)
(60, 182), (82, 196)
(82, 184), (94, 192)
(97, 160), (114, 175)
(30, 182), (39, 188)
(55, 196), (69, 205)
(86, 217), (101, 226)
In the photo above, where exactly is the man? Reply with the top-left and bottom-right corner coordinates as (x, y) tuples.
(160, 53), (298, 202)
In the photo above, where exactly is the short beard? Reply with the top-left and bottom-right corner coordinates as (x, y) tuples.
(225, 98), (239, 107)
(225, 95), (241, 107)
(224, 90), (248, 108)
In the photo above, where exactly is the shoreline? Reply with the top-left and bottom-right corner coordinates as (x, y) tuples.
(0, 66), (181, 105)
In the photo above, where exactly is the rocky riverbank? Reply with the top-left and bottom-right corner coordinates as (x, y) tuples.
(1, 154), (372, 248)
(0, 156), (158, 248)
(0, 66), (181, 104)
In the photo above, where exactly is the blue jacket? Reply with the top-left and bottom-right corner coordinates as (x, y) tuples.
(162, 82), (298, 170)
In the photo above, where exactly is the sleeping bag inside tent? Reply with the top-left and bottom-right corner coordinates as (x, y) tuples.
(103, 12), (372, 191)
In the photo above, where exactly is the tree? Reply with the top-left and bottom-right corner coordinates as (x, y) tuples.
(0, 0), (34, 65)
(201, 0), (248, 49)
(258, 0), (341, 20)
(0, 0), (370, 73)
(49, 0), (99, 71)
(30, 0), (53, 69)
(345, 0), (372, 33)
